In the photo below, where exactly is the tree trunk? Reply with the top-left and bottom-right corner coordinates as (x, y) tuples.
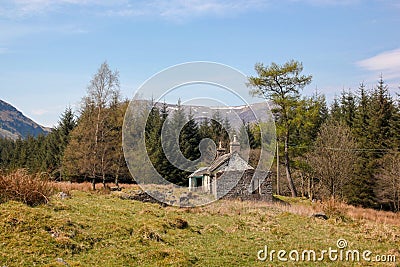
(91, 106), (101, 191)
(102, 174), (106, 189)
(308, 176), (314, 200)
(115, 174), (119, 189)
(300, 172), (304, 197)
(276, 140), (280, 195)
(284, 132), (297, 197)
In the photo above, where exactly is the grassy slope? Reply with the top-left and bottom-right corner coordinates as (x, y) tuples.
(0, 191), (399, 267)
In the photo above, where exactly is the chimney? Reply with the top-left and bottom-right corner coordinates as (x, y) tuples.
(216, 140), (226, 158)
(229, 135), (240, 154)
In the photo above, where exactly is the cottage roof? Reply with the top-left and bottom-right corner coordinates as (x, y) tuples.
(208, 153), (232, 172)
(223, 152), (254, 172)
(189, 151), (253, 179)
(188, 167), (209, 178)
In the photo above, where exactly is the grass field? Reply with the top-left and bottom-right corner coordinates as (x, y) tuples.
(0, 190), (399, 266)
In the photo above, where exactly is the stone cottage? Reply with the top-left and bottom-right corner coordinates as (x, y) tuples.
(188, 135), (272, 201)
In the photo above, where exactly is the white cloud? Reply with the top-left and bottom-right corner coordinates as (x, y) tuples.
(1, 0), (268, 20)
(100, 0), (360, 20)
(0, 0), (127, 18)
(1, 0), (366, 21)
(99, 0), (270, 20)
(357, 48), (400, 81)
(290, 0), (359, 6)
(147, 0), (268, 19)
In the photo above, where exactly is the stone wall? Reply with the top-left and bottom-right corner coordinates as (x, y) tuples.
(216, 170), (273, 201)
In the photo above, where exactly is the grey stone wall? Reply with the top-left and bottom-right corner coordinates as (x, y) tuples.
(216, 170), (272, 201)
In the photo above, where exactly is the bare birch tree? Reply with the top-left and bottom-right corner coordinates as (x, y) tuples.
(305, 120), (358, 199)
(375, 151), (400, 211)
(64, 62), (120, 190)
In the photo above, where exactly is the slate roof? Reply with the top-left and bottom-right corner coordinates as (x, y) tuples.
(189, 152), (253, 179)
(188, 167), (209, 178)
(208, 153), (232, 172)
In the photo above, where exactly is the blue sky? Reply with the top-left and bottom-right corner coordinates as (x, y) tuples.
(1, 0), (399, 127)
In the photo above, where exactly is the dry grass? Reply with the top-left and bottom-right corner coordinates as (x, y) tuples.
(346, 205), (400, 225)
(50, 181), (93, 193)
(275, 196), (400, 226)
(185, 196), (400, 227)
(50, 181), (139, 194)
(0, 168), (139, 207)
(2, 168), (398, 227)
(0, 169), (53, 206)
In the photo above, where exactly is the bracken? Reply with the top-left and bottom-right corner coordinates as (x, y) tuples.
(0, 169), (53, 206)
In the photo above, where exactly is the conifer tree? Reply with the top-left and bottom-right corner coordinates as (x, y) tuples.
(199, 117), (211, 140)
(168, 100), (188, 185)
(330, 96), (342, 122)
(248, 60), (312, 197)
(249, 123), (261, 149)
(238, 121), (249, 150)
(45, 107), (76, 179)
(222, 116), (232, 148)
(340, 90), (356, 128)
(346, 83), (376, 207)
(353, 83), (370, 145)
(180, 110), (201, 162)
(368, 76), (394, 155)
(389, 92), (400, 149)
(179, 110), (202, 185)
(210, 110), (223, 144)
(246, 123), (257, 149)
(144, 104), (166, 184)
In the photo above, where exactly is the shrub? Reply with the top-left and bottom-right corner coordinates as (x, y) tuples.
(0, 169), (54, 206)
(321, 197), (349, 221)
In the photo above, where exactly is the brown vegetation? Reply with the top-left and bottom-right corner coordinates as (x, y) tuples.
(0, 169), (139, 206)
(279, 197), (400, 226)
(50, 181), (138, 194)
(305, 120), (358, 199)
(375, 151), (400, 211)
(183, 197), (400, 227)
(0, 169), (53, 206)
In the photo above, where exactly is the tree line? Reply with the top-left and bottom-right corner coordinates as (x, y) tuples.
(0, 60), (399, 211)
(248, 60), (400, 211)
(0, 62), (246, 190)
(0, 107), (76, 176)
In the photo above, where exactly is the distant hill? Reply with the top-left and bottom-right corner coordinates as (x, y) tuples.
(0, 99), (270, 140)
(157, 102), (273, 130)
(0, 99), (51, 140)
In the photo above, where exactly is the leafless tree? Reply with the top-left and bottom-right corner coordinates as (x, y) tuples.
(305, 120), (358, 200)
(64, 62), (120, 190)
(375, 151), (400, 211)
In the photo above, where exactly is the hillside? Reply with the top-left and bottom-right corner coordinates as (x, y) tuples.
(156, 101), (273, 130)
(0, 190), (399, 266)
(0, 100), (50, 140)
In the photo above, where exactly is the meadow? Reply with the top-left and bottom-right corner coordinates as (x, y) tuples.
(0, 183), (399, 266)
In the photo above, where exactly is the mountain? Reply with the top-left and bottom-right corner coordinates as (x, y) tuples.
(0, 100), (51, 140)
(156, 102), (272, 130)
